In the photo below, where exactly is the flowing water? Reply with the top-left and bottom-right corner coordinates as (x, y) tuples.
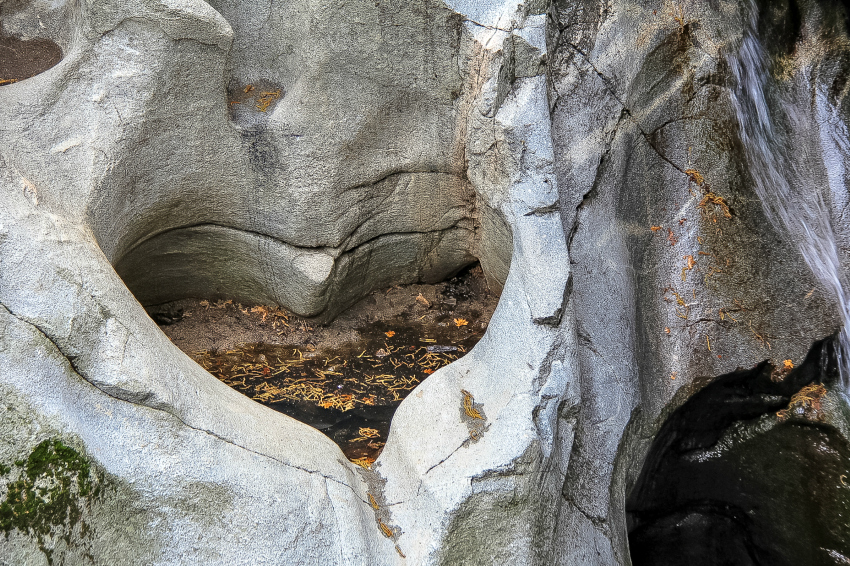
(729, 0), (850, 398)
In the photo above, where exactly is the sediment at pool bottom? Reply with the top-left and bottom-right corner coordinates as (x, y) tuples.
(156, 265), (498, 466)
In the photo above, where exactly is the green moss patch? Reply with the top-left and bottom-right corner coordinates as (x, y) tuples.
(0, 438), (105, 564)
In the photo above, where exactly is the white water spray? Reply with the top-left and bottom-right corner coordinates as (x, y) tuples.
(729, 0), (850, 397)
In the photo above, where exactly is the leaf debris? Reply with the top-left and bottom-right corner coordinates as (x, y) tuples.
(461, 389), (483, 420)
(777, 383), (827, 422)
(378, 519), (394, 538)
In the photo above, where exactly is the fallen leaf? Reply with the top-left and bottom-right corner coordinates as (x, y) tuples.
(378, 520), (394, 538)
(667, 228), (678, 246)
(415, 293), (431, 307)
(351, 457), (373, 469)
(256, 89), (281, 112)
(681, 254), (697, 281)
(423, 369), (434, 375)
(783, 359), (794, 371)
(385, 330), (396, 338)
(358, 427), (380, 439)
(650, 225), (663, 232)
(670, 372), (677, 380)
(454, 318), (469, 327)
(250, 305), (270, 321)
(685, 169), (704, 186)
(461, 389), (483, 419)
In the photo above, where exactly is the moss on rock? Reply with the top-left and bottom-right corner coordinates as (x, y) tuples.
(0, 438), (105, 564)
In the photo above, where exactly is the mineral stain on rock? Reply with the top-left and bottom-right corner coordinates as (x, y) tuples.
(627, 336), (850, 566)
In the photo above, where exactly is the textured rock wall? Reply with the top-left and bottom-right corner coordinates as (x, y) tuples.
(1, 0), (850, 564)
(549, 0), (850, 563)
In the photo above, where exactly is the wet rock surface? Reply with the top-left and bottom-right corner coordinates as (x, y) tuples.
(627, 337), (850, 566)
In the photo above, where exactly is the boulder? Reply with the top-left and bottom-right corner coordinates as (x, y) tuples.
(1, 0), (849, 564)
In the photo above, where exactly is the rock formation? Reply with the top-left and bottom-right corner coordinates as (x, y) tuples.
(0, 0), (848, 564)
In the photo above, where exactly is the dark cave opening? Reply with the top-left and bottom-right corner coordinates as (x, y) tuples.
(627, 336), (850, 566)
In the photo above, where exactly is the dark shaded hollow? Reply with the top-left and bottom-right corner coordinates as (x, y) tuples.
(627, 335), (850, 566)
(0, 35), (62, 82)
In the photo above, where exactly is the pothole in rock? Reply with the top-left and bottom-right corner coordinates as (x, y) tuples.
(627, 336), (850, 566)
(0, 34), (62, 85)
(226, 79), (284, 119)
(152, 264), (497, 467)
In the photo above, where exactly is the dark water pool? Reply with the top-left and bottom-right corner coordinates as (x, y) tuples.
(0, 35), (62, 85)
(628, 336), (850, 566)
(194, 318), (485, 466)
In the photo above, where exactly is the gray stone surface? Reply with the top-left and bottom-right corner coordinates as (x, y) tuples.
(1, 0), (850, 564)
(550, 0), (850, 563)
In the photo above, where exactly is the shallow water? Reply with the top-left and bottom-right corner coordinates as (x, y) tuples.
(0, 35), (62, 84)
(194, 311), (486, 465)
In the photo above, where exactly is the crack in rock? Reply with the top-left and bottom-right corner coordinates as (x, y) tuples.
(0, 302), (362, 497)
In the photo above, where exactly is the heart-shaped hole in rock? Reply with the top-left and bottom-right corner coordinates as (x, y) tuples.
(148, 263), (498, 466)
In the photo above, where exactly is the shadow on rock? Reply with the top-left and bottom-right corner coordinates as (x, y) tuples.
(628, 335), (850, 566)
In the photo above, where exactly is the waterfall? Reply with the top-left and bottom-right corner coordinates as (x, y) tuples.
(729, 0), (850, 397)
